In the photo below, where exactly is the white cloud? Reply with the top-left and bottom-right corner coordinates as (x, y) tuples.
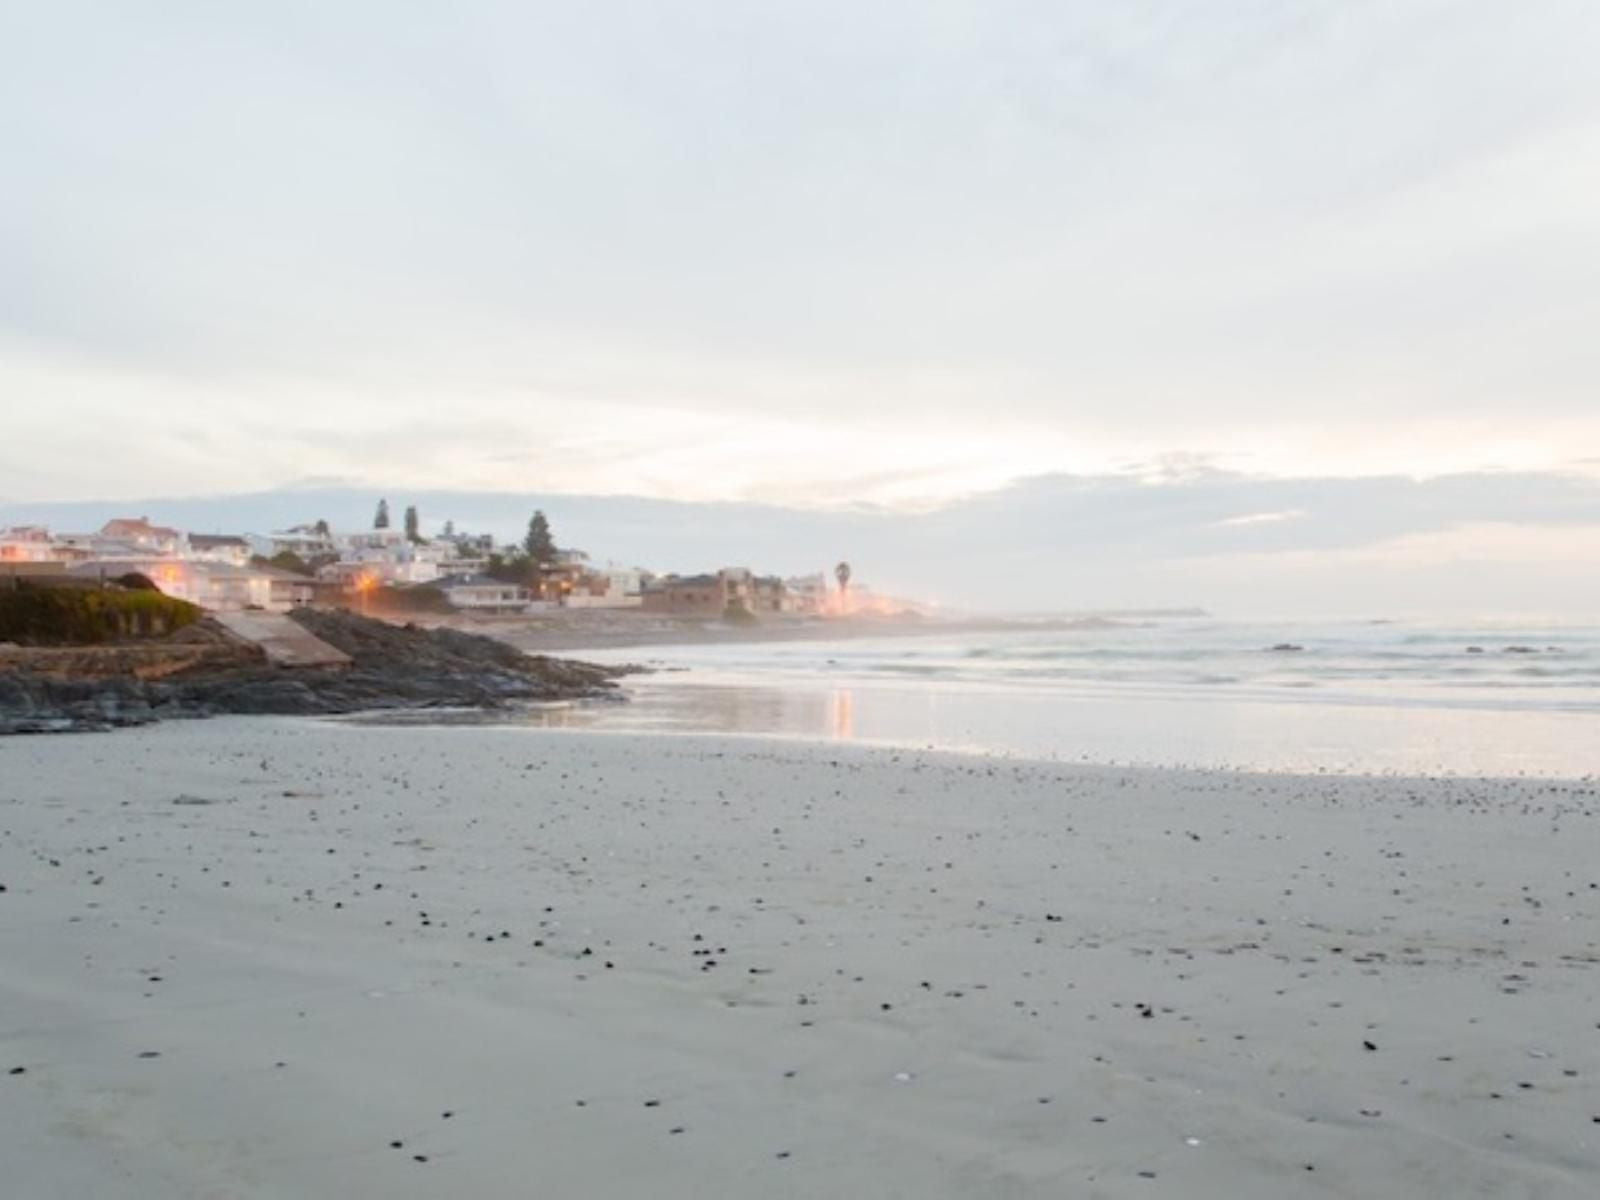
(1211, 522), (1600, 570)
(1214, 509), (1306, 528)
(3, 2), (1599, 509)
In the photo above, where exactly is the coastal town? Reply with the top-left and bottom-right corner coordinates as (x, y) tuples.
(0, 502), (904, 623)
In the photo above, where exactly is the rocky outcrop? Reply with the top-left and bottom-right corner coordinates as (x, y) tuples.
(0, 627), (261, 681)
(0, 611), (632, 734)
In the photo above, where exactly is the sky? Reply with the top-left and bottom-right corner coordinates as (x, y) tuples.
(3, 3), (1599, 613)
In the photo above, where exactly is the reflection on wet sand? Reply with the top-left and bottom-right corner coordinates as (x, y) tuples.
(513, 684), (863, 740)
(524, 676), (1596, 776)
(349, 674), (1599, 776)
(830, 689), (855, 740)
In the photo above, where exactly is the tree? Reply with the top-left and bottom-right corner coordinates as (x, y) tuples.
(404, 505), (421, 543)
(523, 511), (556, 564)
(374, 499), (390, 529)
(486, 550), (532, 584)
(267, 551), (312, 576)
(313, 518), (331, 538)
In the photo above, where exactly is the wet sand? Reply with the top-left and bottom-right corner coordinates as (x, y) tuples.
(2, 720), (1597, 1197)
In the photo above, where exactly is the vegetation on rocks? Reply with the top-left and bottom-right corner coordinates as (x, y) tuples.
(0, 584), (201, 646)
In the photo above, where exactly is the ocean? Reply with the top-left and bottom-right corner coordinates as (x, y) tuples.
(485, 618), (1598, 778)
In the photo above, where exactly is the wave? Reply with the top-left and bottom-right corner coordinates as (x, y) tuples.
(666, 620), (1600, 715)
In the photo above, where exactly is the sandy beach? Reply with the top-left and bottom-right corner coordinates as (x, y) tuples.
(3, 719), (1597, 1198)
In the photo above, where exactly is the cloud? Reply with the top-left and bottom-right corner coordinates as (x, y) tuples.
(1201, 521), (1600, 570)
(3, 1), (1600, 510)
(1212, 509), (1307, 528)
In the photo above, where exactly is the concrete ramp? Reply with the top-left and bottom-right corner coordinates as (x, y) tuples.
(212, 612), (352, 669)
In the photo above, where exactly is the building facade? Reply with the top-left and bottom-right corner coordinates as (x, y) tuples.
(640, 568), (789, 617)
(188, 534), (253, 567)
(437, 574), (532, 613)
(0, 526), (56, 563)
(99, 518), (186, 556)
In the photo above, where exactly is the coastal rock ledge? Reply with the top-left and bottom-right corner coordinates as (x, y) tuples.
(0, 609), (629, 734)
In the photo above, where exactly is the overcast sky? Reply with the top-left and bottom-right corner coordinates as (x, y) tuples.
(3, 2), (1599, 610)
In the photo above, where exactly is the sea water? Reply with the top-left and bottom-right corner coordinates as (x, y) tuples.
(526, 618), (1600, 777)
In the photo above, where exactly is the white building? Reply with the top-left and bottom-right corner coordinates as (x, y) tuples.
(50, 532), (154, 562)
(250, 530), (338, 561)
(98, 517), (186, 556)
(563, 565), (645, 609)
(0, 525), (57, 563)
(321, 530), (443, 585)
(67, 560), (312, 613)
(783, 573), (830, 615)
(437, 574), (532, 613)
(187, 534), (253, 567)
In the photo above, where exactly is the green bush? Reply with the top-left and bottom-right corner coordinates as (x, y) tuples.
(0, 584), (202, 645)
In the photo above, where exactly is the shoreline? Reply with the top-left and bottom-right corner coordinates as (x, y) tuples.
(4, 720), (1596, 1197)
(339, 706), (1600, 786)
(340, 671), (1600, 781)
(435, 612), (1144, 654)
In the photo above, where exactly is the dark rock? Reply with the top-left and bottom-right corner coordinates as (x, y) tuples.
(1, 611), (633, 734)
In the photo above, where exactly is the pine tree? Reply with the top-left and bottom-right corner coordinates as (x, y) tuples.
(523, 511), (556, 563)
(374, 499), (390, 529)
